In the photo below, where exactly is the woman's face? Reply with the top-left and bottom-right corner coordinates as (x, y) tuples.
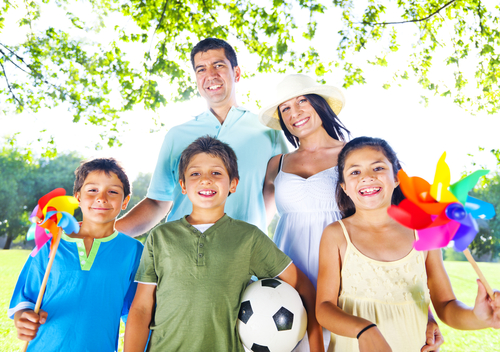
(278, 95), (323, 138)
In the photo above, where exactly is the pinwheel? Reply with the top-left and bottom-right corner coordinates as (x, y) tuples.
(388, 152), (495, 298)
(23, 188), (79, 351)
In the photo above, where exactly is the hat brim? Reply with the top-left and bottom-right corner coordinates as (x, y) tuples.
(258, 85), (345, 130)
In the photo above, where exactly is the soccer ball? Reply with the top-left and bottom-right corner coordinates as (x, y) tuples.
(237, 278), (307, 352)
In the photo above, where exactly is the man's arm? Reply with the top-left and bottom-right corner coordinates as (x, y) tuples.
(115, 198), (172, 237)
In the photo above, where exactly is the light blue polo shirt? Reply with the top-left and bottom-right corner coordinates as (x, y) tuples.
(147, 106), (288, 233)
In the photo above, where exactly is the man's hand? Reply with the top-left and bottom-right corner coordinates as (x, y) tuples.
(14, 309), (47, 341)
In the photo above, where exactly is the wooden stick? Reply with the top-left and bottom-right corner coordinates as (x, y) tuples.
(22, 228), (62, 352)
(463, 248), (494, 299)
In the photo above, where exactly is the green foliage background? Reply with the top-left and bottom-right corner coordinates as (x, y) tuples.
(1, 1), (500, 147)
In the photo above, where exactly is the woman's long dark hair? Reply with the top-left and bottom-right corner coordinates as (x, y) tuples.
(336, 137), (405, 219)
(277, 94), (350, 148)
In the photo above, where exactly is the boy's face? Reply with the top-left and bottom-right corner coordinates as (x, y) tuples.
(75, 171), (130, 226)
(179, 153), (238, 213)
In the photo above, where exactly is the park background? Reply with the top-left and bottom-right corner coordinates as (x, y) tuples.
(1, 0), (499, 351)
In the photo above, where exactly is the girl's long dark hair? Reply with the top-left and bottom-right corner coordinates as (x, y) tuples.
(278, 94), (350, 148)
(336, 137), (405, 219)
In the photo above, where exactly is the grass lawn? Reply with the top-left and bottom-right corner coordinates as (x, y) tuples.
(1, 250), (499, 351)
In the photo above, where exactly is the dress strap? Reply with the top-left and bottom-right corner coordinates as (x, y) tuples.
(278, 154), (285, 172)
(338, 220), (352, 244)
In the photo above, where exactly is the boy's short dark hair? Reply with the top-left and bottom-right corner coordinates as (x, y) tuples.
(73, 158), (131, 198)
(190, 38), (238, 70)
(179, 136), (239, 183)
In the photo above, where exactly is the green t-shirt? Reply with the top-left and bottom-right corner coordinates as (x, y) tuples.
(135, 214), (292, 352)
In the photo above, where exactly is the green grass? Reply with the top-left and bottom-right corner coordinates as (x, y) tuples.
(433, 261), (500, 352)
(1, 251), (499, 351)
(0, 250), (29, 352)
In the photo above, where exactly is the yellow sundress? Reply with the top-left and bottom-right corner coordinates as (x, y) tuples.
(329, 220), (431, 352)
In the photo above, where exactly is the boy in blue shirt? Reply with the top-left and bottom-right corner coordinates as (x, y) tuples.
(9, 158), (144, 351)
(124, 136), (324, 351)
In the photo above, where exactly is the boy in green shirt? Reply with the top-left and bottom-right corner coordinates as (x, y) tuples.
(124, 136), (323, 351)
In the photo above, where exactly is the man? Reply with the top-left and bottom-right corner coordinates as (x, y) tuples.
(115, 38), (288, 236)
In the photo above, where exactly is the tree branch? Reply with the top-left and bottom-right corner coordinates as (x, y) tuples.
(154, 0), (169, 36)
(202, 0), (219, 25)
(0, 43), (34, 72)
(0, 48), (32, 75)
(360, 0), (457, 26)
(0, 60), (22, 106)
(146, 1), (168, 73)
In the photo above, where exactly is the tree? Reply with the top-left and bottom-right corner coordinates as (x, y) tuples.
(1, 1), (499, 147)
(469, 172), (500, 261)
(0, 146), (34, 249)
(126, 172), (152, 212)
(122, 172), (165, 241)
(0, 142), (81, 249)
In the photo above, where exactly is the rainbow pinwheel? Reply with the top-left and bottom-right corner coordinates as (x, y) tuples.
(388, 152), (495, 252)
(22, 189), (80, 352)
(27, 188), (80, 256)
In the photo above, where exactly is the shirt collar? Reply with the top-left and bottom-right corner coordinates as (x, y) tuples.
(195, 106), (249, 124)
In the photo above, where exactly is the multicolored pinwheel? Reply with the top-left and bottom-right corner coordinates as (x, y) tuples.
(23, 189), (80, 352)
(388, 152), (495, 251)
(27, 188), (80, 256)
(388, 152), (495, 297)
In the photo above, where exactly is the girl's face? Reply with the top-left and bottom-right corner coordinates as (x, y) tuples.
(278, 95), (323, 138)
(341, 147), (399, 211)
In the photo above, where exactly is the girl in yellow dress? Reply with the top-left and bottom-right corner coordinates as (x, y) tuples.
(316, 136), (500, 352)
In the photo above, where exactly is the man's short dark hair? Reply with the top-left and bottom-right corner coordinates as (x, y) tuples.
(179, 136), (239, 184)
(73, 158), (131, 198)
(190, 38), (238, 70)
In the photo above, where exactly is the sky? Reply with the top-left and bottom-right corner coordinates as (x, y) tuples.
(1, 2), (499, 184)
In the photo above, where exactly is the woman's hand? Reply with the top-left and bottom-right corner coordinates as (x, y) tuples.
(421, 312), (444, 352)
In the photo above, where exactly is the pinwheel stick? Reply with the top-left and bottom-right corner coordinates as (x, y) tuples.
(22, 228), (63, 352)
(463, 248), (494, 299)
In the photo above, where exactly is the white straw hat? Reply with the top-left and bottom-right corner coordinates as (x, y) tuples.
(258, 74), (346, 130)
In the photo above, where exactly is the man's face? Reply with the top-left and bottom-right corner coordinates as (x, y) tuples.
(193, 48), (241, 109)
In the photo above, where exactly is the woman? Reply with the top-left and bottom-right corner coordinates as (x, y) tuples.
(259, 74), (443, 352)
(260, 74), (349, 290)
(260, 74), (349, 351)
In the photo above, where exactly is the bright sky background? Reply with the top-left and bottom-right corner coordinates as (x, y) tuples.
(1, 2), (499, 184)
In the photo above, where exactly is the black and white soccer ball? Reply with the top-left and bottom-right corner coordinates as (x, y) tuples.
(237, 278), (307, 352)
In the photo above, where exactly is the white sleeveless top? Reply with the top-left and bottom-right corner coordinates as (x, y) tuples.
(273, 155), (342, 289)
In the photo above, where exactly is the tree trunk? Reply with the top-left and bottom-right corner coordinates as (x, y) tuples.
(3, 233), (13, 249)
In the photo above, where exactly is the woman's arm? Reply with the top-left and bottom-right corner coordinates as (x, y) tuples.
(421, 308), (444, 352)
(426, 249), (500, 330)
(279, 263), (324, 352)
(316, 223), (392, 352)
(124, 283), (156, 352)
(263, 154), (282, 226)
